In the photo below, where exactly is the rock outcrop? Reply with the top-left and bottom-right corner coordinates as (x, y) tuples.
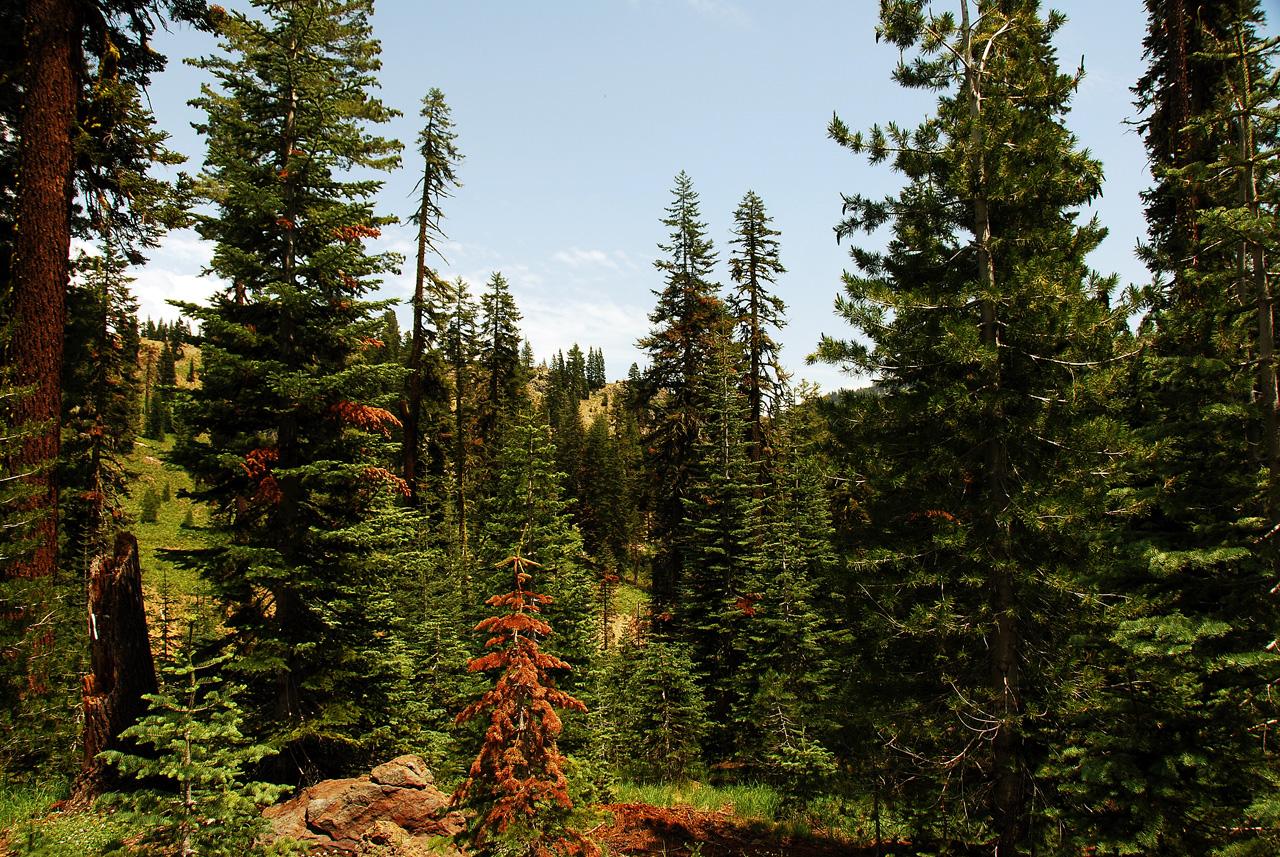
(263, 755), (466, 855)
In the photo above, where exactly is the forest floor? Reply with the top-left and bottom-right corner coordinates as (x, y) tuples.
(592, 803), (881, 857)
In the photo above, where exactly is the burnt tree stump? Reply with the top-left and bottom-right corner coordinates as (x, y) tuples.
(69, 532), (158, 805)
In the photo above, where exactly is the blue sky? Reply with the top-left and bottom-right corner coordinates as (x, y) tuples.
(135, 0), (1194, 392)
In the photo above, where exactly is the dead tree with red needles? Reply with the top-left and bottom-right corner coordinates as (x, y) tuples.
(453, 551), (598, 857)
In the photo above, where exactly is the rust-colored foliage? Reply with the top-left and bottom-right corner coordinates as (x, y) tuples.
(332, 224), (382, 243)
(454, 553), (598, 857)
(325, 400), (403, 437)
(363, 466), (410, 497)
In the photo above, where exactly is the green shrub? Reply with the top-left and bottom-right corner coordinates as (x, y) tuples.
(139, 486), (161, 524)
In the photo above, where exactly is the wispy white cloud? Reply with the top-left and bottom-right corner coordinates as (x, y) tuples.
(553, 247), (620, 271)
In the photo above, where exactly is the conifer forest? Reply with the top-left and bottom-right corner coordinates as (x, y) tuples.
(2, 0), (1280, 855)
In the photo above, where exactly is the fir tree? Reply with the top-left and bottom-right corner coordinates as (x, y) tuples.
(677, 332), (761, 760)
(174, 0), (406, 774)
(586, 347), (606, 391)
(816, 2), (1129, 850)
(599, 637), (706, 783)
(443, 276), (481, 588)
(478, 272), (526, 458)
(453, 551), (596, 857)
(477, 410), (596, 702)
(637, 172), (728, 607)
(1072, 4), (1280, 852)
(727, 190), (787, 464)
(405, 88), (462, 505)
(99, 654), (286, 857)
(735, 384), (838, 798)
(61, 243), (142, 571)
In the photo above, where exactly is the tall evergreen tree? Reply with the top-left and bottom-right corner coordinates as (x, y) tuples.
(476, 409), (596, 702)
(1078, 4), (1280, 852)
(4, 0), (204, 580)
(727, 190), (787, 464)
(477, 272), (525, 458)
(443, 276), (481, 588)
(677, 332), (761, 761)
(815, 2), (1127, 851)
(174, 0), (404, 775)
(638, 172), (728, 607)
(405, 88), (462, 506)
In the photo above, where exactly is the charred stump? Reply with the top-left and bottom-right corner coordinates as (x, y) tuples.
(69, 532), (158, 805)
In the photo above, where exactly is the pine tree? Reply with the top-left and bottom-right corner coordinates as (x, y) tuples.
(638, 172), (728, 607)
(816, 2), (1128, 850)
(405, 88), (462, 505)
(453, 551), (596, 857)
(734, 384), (838, 798)
(565, 344), (588, 401)
(727, 190), (787, 464)
(3, 0), (202, 580)
(586, 347), (606, 391)
(477, 410), (596, 701)
(599, 637), (706, 783)
(174, 0), (406, 773)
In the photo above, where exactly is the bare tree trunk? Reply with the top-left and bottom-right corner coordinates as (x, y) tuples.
(10, 0), (76, 580)
(70, 532), (159, 806)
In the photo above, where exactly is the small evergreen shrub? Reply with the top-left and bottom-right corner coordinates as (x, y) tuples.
(98, 654), (288, 856)
(139, 487), (161, 523)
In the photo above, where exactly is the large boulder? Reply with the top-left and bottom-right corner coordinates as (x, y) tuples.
(262, 755), (466, 855)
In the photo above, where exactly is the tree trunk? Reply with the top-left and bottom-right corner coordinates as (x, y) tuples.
(963, 3), (1023, 851)
(405, 178), (431, 505)
(70, 532), (159, 806)
(10, 0), (76, 580)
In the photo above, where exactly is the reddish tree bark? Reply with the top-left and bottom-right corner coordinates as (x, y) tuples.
(70, 532), (159, 806)
(10, 0), (76, 579)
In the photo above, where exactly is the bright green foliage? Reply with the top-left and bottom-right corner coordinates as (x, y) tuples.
(139, 485), (162, 524)
(638, 172), (729, 607)
(677, 333), (761, 760)
(815, 1), (1128, 850)
(99, 655), (287, 857)
(477, 409), (597, 706)
(727, 190), (787, 463)
(734, 385), (839, 798)
(173, 0), (406, 775)
(1070, 4), (1280, 854)
(599, 638), (706, 783)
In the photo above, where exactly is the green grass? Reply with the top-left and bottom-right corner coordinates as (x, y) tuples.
(0, 782), (132, 856)
(124, 434), (218, 649)
(614, 781), (783, 823)
(611, 580), (649, 621)
(613, 781), (900, 845)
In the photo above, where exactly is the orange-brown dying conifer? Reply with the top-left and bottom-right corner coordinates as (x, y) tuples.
(453, 552), (597, 857)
